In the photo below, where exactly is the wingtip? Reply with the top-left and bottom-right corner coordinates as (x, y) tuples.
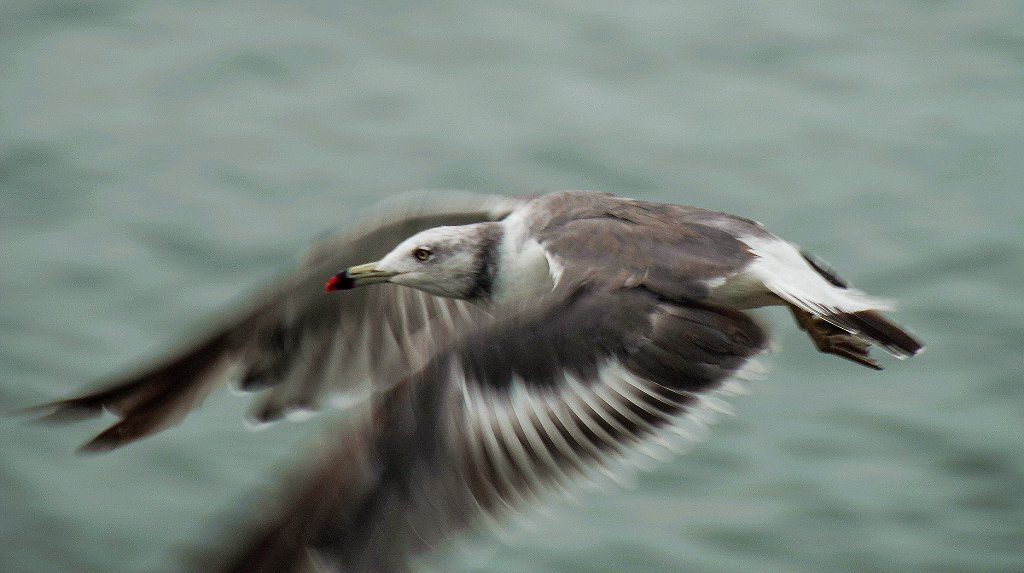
(12, 397), (137, 453)
(76, 421), (138, 454)
(77, 438), (117, 455)
(12, 398), (105, 424)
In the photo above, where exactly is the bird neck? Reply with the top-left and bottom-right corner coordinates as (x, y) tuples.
(465, 223), (502, 303)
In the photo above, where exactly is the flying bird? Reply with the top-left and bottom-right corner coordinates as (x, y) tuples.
(32, 190), (923, 572)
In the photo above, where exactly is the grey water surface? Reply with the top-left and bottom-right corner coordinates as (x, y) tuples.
(2, 1), (1022, 572)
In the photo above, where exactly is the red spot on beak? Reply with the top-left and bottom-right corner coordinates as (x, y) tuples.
(324, 274), (343, 292)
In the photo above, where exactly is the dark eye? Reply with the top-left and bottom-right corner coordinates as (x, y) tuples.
(413, 247), (432, 261)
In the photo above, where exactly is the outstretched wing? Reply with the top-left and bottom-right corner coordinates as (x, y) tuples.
(31, 191), (523, 452)
(198, 284), (768, 572)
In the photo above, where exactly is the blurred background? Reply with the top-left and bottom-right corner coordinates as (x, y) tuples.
(2, 1), (1022, 571)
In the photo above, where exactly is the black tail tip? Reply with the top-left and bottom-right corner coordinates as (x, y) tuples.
(849, 310), (924, 357)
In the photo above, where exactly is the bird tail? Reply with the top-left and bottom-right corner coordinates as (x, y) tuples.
(820, 309), (923, 359)
(738, 236), (924, 360)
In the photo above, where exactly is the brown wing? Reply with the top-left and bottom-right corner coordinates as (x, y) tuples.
(29, 191), (522, 452)
(196, 283), (767, 572)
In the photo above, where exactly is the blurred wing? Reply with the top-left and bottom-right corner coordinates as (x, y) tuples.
(199, 284), (768, 572)
(32, 190), (523, 452)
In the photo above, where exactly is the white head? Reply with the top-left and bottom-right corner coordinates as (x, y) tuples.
(324, 223), (500, 300)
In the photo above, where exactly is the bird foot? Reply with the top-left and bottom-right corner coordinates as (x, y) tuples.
(788, 306), (881, 370)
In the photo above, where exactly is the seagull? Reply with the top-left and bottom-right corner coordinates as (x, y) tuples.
(33, 190), (922, 572)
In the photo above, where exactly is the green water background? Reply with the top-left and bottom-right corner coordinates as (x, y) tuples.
(2, 1), (1022, 571)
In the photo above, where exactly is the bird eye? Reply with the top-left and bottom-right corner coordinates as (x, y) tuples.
(413, 247), (432, 261)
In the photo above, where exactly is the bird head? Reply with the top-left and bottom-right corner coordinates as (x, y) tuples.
(325, 223), (498, 300)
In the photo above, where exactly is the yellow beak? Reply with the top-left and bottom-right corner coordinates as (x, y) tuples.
(324, 262), (400, 291)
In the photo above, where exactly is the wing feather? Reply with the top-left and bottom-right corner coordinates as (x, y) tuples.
(197, 284), (768, 572)
(30, 191), (521, 451)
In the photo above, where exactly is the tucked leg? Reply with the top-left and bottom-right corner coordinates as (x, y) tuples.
(788, 305), (882, 370)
